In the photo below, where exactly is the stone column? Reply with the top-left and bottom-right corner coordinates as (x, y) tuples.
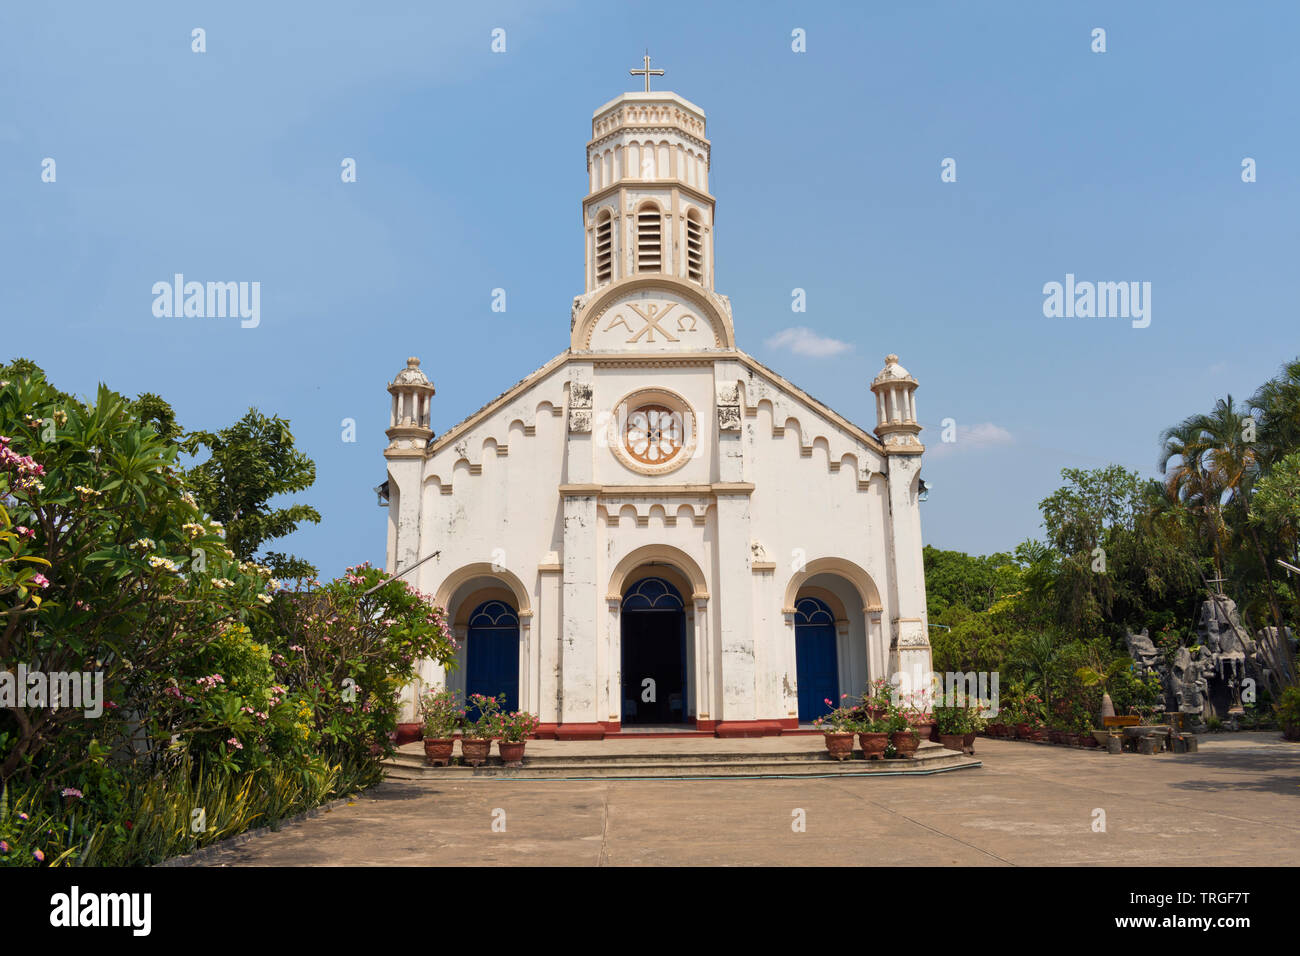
(885, 454), (933, 705)
(605, 596), (622, 726)
(537, 561), (562, 734)
(694, 597), (713, 728)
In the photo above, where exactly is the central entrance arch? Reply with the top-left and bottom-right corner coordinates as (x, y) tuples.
(620, 577), (688, 725)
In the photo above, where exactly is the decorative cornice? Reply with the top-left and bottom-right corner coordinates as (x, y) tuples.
(559, 482), (753, 497)
(588, 126), (711, 155)
(583, 179), (714, 212)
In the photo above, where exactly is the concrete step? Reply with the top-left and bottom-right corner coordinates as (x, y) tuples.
(389, 740), (964, 769)
(384, 743), (979, 780)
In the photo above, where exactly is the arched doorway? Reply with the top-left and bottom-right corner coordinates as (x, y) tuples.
(620, 577), (687, 725)
(794, 596), (839, 722)
(465, 600), (520, 712)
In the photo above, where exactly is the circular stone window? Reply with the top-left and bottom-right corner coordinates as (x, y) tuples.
(608, 388), (698, 475)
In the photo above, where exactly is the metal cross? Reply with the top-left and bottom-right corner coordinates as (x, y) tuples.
(629, 51), (664, 92)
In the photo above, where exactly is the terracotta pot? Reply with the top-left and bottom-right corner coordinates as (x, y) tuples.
(858, 731), (889, 760)
(962, 732), (976, 755)
(1081, 733), (1098, 748)
(1063, 732), (1077, 746)
(1049, 729), (1063, 744)
(823, 732), (855, 761)
(1015, 723), (1031, 739)
(938, 733), (964, 752)
(910, 719), (937, 742)
(460, 737), (492, 767)
(396, 722), (423, 746)
(890, 731), (920, 758)
(423, 737), (455, 766)
(498, 739), (527, 767)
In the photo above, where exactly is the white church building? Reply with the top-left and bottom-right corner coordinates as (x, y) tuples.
(383, 74), (933, 739)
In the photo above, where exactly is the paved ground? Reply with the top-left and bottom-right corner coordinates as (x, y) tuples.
(193, 732), (1300, 866)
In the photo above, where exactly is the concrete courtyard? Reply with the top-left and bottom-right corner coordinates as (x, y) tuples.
(190, 732), (1300, 866)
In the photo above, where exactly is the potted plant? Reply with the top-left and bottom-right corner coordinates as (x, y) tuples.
(898, 689), (936, 742)
(856, 684), (891, 759)
(964, 701), (984, 754)
(418, 688), (460, 766)
(813, 697), (858, 760)
(496, 710), (540, 766)
(886, 704), (919, 758)
(933, 703), (969, 753)
(460, 692), (502, 766)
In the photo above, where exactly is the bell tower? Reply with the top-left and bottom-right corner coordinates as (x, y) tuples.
(582, 55), (716, 294)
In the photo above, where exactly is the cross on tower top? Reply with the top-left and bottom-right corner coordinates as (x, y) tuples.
(629, 51), (664, 92)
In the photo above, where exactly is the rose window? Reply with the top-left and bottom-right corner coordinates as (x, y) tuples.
(625, 405), (683, 464)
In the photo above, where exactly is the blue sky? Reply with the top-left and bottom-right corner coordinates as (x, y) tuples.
(2, 1), (1297, 574)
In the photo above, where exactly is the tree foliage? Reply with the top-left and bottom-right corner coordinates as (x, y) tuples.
(182, 409), (321, 581)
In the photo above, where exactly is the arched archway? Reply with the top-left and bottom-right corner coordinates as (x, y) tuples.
(607, 544), (709, 601)
(604, 545), (712, 730)
(782, 558), (886, 721)
(434, 563), (533, 713)
(435, 562), (532, 617)
(782, 557), (881, 613)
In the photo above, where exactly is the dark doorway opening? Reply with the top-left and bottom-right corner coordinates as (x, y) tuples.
(620, 577), (688, 725)
(464, 600), (519, 715)
(794, 596), (839, 722)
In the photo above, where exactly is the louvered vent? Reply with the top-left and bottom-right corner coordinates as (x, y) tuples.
(595, 215), (612, 284)
(686, 215), (704, 282)
(636, 208), (661, 273)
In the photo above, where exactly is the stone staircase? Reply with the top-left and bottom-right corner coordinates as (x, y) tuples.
(383, 739), (980, 781)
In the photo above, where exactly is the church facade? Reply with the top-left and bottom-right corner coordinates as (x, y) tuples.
(383, 82), (933, 738)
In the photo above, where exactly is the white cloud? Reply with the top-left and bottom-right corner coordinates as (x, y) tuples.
(765, 326), (852, 358)
(925, 422), (1014, 459)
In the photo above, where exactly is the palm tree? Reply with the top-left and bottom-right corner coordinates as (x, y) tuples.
(1162, 396), (1289, 650)
(1251, 357), (1300, 468)
(1158, 416), (1228, 577)
(1010, 632), (1061, 713)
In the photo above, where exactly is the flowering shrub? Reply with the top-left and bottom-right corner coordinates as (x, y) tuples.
(494, 710), (540, 743)
(0, 363), (456, 865)
(1, 367), (277, 785)
(812, 694), (857, 734)
(418, 689), (460, 738)
(255, 563), (455, 771)
(462, 693), (502, 739)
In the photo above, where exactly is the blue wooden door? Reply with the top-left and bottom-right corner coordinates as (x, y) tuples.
(465, 600), (519, 713)
(795, 597), (839, 722)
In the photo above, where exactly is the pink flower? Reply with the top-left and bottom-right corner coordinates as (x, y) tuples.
(61, 787), (83, 799)
(30, 573), (49, 589)
(226, 737), (243, 750)
(0, 841), (8, 853)
(33, 849), (44, 862)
